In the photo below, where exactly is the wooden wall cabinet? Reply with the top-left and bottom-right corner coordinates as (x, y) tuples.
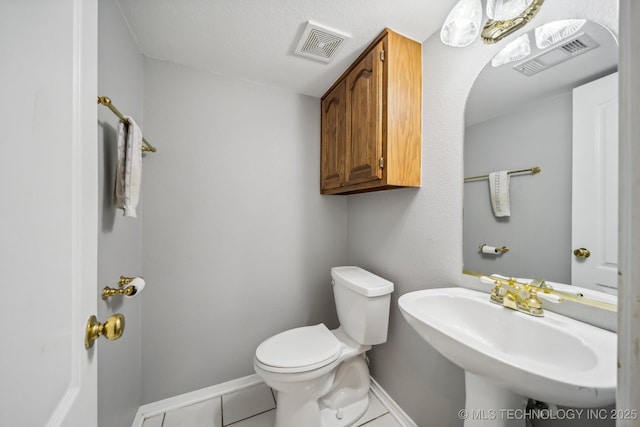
(320, 28), (422, 195)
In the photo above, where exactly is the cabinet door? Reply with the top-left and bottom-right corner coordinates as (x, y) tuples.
(321, 80), (346, 191)
(345, 41), (384, 185)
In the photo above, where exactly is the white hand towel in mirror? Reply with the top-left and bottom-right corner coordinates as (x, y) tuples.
(489, 170), (510, 217)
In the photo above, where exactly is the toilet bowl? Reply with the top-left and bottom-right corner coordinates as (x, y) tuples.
(254, 267), (393, 427)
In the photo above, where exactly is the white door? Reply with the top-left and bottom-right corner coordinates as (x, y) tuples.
(572, 72), (618, 293)
(0, 1), (98, 426)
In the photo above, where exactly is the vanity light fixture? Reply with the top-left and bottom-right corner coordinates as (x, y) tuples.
(482, 0), (544, 43)
(535, 19), (587, 49)
(440, 0), (545, 46)
(486, 0), (533, 21)
(491, 33), (530, 67)
(490, 19), (591, 69)
(440, 0), (483, 47)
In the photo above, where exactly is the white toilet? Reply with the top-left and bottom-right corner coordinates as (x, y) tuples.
(254, 266), (394, 427)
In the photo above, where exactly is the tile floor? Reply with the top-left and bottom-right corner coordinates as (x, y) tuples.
(141, 382), (404, 427)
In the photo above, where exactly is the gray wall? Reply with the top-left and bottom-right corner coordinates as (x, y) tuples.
(97, 1), (144, 425)
(463, 92), (573, 284)
(345, 34), (468, 425)
(139, 59), (348, 403)
(347, 2), (617, 427)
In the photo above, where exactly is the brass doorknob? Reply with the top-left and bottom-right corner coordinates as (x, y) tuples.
(85, 313), (125, 349)
(573, 248), (591, 259)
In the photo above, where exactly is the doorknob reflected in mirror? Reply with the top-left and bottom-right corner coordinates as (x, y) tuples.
(85, 313), (125, 349)
(573, 248), (591, 259)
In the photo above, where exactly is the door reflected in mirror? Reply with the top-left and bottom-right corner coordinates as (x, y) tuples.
(463, 20), (618, 295)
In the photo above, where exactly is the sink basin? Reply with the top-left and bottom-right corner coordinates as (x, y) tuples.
(399, 287), (615, 421)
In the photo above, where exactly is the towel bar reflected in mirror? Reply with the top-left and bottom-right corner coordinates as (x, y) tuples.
(464, 166), (540, 183)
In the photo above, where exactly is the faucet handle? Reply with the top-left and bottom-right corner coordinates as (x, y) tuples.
(528, 278), (552, 290)
(525, 289), (543, 309)
(536, 292), (562, 304)
(521, 289), (544, 316)
(480, 274), (510, 286)
(489, 281), (505, 304)
(480, 275), (497, 285)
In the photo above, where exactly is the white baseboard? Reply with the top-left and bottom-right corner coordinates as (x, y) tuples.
(131, 374), (263, 427)
(370, 377), (418, 427)
(132, 374), (417, 427)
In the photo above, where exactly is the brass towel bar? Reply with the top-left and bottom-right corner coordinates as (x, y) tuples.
(464, 166), (541, 183)
(97, 96), (157, 153)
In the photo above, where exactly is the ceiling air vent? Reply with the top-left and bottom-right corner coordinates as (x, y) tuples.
(517, 59), (547, 75)
(513, 33), (600, 76)
(561, 38), (589, 55)
(294, 21), (350, 63)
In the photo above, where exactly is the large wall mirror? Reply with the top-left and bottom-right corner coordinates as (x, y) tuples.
(463, 20), (618, 295)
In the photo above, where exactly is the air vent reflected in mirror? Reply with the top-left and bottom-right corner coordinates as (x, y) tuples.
(513, 34), (600, 76)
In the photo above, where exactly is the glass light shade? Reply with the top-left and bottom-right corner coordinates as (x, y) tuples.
(535, 19), (587, 49)
(491, 33), (531, 67)
(486, 0), (532, 21)
(440, 0), (483, 47)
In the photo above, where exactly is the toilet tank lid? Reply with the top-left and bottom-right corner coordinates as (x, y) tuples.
(331, 266), (394, 297)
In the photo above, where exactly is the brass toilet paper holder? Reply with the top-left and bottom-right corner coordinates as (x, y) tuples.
(102, 276), (145, 300)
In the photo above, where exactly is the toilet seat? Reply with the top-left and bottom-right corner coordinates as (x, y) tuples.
(255, 324), (342, 373)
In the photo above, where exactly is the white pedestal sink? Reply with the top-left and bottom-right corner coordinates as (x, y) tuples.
(399, 287), (616, 427)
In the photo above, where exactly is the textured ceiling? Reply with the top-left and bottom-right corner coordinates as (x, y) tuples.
(115, 0), (458, 97)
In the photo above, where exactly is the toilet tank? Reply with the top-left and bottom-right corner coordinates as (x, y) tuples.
(331, 266), (394, 345)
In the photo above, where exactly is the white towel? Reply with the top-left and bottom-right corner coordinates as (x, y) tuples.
(114, 117), (142, 218)
(489, 170), (510, 217)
